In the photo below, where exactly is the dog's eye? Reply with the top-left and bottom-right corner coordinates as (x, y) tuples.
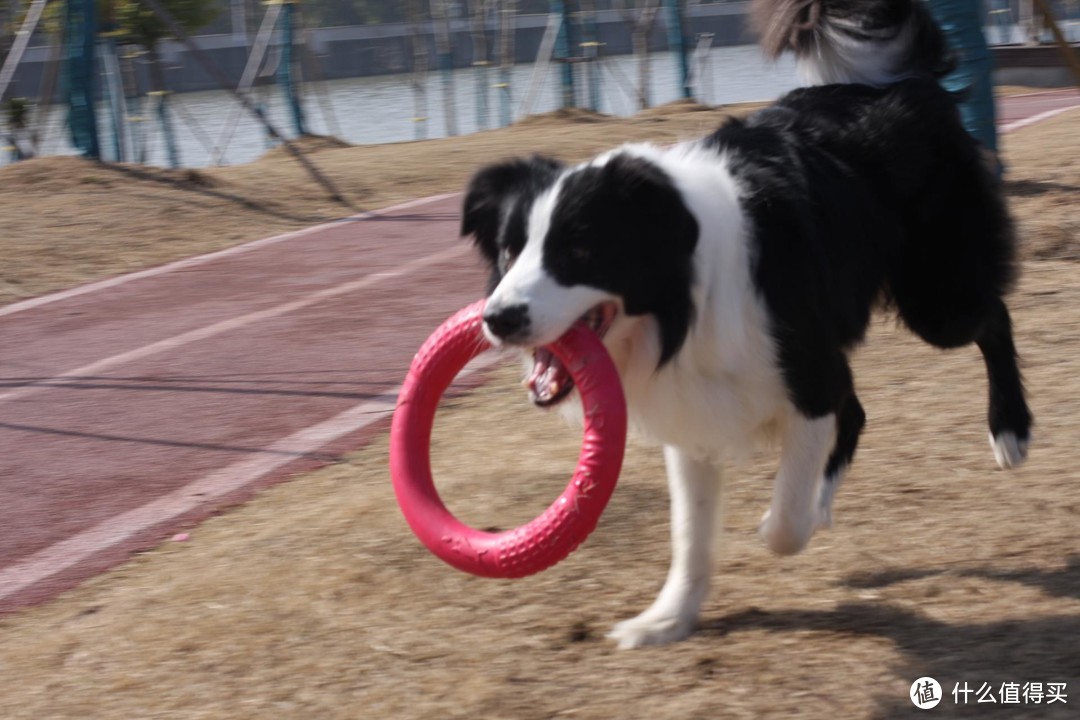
(571, 247), (591, 263)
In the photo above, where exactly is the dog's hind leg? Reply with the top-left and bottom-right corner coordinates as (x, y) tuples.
(759, 408), (837, 555)
(608, 445), (720, 649)
(816, 392), (866, 530)
(976, 297), (1032, 468)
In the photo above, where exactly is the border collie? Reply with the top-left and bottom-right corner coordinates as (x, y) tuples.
(460, 0), (1032, 649)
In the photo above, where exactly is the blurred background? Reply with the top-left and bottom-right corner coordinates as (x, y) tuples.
(1, 0), (1077, 168)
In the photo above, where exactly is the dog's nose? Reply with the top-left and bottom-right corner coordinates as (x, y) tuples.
(483, 303), (530, 340)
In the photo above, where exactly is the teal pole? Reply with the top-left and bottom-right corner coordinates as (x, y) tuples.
(439, 53), (455, 134)
(551, 0), (574, 108)
(499, 65), (511, 126)
(431, 0), (457, 136)
(100, 38), (126, 162)
(472, 6), (489, 131)
(64, 0), (100, 159)
(924, 0), (998, 156)
(156, 90), (179, 168)
(581, 4), (601, 111)
(120, 48), (146, 163)
(147, 46), (179, 167)
(664, 0), (691, 99)
(476, 62), (489, 130)
(98, 40), (120, 161)
(277, 2), (307, 136)
(496, 1), (515, 127)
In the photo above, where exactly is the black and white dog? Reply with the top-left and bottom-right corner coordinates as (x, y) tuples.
(461, 0), (1033, 648)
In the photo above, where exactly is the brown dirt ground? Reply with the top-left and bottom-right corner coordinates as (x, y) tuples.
(0, 98), (1078, 719)
(0, 91), (1065, 309)
(0, 98), (763, 308)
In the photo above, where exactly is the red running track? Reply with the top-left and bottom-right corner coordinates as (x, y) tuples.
(998, 88), (1080, 132)
(0, 193), (493, 611)
(1, 91), (1077, 612)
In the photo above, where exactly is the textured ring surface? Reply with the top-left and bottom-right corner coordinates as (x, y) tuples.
(390, 299), (627, 578)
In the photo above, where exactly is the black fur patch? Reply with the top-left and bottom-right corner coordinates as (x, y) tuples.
(461, 155), (563, 293)
(459, 76), (1029, 448)
(542, 154), (700, 366)
(706, 78), (1016, 417)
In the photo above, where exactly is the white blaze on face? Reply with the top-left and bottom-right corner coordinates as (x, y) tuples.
(483, 181), (613, 347)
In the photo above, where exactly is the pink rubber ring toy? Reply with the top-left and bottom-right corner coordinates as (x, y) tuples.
(390, 299), (627, 578)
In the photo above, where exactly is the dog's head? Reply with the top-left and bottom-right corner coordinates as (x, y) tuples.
(461, 150), (699, 407)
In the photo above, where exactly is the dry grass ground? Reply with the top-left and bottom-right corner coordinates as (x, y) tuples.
(0, 99), (756, 308)
(0, 87), (1063, 308)
(0, 103), (1077, 719)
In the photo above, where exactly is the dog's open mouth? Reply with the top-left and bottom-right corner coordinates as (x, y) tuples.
(526, 302), (617, 407)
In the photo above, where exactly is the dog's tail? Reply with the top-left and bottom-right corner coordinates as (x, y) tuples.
(752, 0), (955, 86)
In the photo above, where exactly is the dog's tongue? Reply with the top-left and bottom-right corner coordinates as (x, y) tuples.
(527, 347), (569, 405)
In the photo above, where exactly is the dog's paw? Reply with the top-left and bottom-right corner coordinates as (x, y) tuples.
(990, 431), (1029, 470)
(815, 501), (833, 531)
(759, 507), (814, 556)
(607, 610), (697, 650)
(815, 478), (838, 531)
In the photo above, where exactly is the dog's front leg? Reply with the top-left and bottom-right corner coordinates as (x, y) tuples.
(608, 445), (720, 649)
(759, 410), (836, 555)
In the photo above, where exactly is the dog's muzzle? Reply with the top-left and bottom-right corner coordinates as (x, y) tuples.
(526, 303), (618, 407)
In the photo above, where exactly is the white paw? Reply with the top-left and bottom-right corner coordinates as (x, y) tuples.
(815, 478), (838, 531)
(607, 609), (697, 649)
(990, 431), (1029, 470)
(815, 501), (834, 531)
(759, 507), (815, 556)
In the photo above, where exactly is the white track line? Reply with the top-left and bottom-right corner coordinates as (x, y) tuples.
(1000, 102), (1080, 134)
(0, 192), (460, 319)
(0, 352), (500, 602)
(0, 242), (470, 406)
(1000, 88), (1080, 100)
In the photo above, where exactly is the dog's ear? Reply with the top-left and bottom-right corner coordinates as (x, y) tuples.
(461, 155), (562, 261)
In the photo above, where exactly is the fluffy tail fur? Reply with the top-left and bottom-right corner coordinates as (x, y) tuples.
(752, 0), (955, 86)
